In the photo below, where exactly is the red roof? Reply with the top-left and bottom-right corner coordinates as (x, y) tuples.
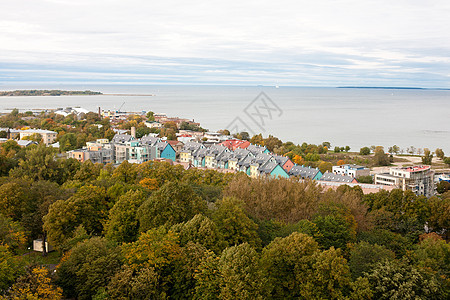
(220, 139), (251, 151)
(167, 140), (182, 146)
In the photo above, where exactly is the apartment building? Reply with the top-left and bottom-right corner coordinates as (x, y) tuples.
(375, 165), (434, 197)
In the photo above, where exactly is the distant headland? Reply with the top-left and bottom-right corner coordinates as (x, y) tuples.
(0, 90), (103, 96)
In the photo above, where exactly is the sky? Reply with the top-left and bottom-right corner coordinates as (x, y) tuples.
(1, 0), (449, 87)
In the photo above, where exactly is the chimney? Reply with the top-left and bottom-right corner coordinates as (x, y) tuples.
(98, 107), (101, 118)
(131, 126), (136, 138)
(6, 129), (10, 139)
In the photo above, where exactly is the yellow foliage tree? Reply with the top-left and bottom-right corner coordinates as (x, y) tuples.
(139, 178), (159, 190)
(3, 266), (63, 300)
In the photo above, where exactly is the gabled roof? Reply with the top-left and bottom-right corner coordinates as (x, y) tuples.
(258, 160), (279, 174)
(182, 142), (205, 151)
(247, 144), (268, 155)
(220, 139), (251, 151)
(140, 135), (161, 146)
(273, 154), (289, 166)
(218, 151), (233, 162)
(112, 134), (134, 144)
(156, 141), (169, 151)
(289, 165), (321, 179)
(193, 147), (208, 158)
(320, 172), (356, 183)
(251, 153), (274, 169)
(17, 140), (38, 147)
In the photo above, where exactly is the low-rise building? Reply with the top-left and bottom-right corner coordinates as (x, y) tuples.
(332, 164), (370, 178)
(20, 129), (57, 145)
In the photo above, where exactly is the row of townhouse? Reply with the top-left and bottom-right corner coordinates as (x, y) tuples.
(180, 141), (326, 180)
(68, 134), (176, 165)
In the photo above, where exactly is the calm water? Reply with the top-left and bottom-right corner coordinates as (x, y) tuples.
(0, 85), (449, 153)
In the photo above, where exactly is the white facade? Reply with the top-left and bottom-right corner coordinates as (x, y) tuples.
(332, 164), (370, 178)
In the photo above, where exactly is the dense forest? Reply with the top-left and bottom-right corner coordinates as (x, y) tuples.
(0, 141), (449, 299)
(0, 90), (102, 96)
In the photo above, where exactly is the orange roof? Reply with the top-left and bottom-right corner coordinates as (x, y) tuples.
(220, 139), (251, 151)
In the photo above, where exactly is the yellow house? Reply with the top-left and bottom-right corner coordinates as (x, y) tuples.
(180, 151), (192, 163)
(249, 164), (260, 178)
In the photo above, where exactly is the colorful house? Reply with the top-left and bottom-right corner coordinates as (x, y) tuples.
(157, 142), (176, 162)
(289, 165), (323, 180)
(273, 155), (295, 173)
(258, 160), (290, 178)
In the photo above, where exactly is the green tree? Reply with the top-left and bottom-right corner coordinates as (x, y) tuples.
(0, 244), (24, 292)
(56, 237), (122, 300)
(365, 259), (441, 300)
(411, 234), (449, 297)
(146, 111), (155, 121)
(218, 243), (268, 299)
(9, 144), (61, 182)
(105, 190), (147, 244)
(137, 182), (206, 232)
(44, 185), (108, 249)
(356, 175), (373, 184)
(349, 241), (395, 279)
(373, 146), (390, 166)
(359, 147), (370, 155)
(313, 213), (356, 250)
(59, 133), (77, 151)
(435, 148), (445, 160)
(261, 232), (319, 298)
(358, 229), (411, 257)
(318, 161), (333, 174)
(212, 197), (261, 248)
(421, 148), (433, 165)
(171, 214), (226, 253)
(106, 265), (161, 300)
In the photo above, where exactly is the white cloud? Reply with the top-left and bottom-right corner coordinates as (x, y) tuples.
(1, 0), (449, 86)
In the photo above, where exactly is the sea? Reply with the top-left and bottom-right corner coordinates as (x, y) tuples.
(0, 85), (449, 153)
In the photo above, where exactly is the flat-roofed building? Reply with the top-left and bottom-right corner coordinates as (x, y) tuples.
(374, 165), (434, 197)
(332, 164), (370, 178)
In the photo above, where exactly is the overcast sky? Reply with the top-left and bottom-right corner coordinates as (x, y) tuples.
(1, 0), (449, 87)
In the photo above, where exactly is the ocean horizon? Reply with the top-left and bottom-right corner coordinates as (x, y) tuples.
(1, 84), (449, 154)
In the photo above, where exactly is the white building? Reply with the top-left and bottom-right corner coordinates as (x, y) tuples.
(374, 165), (434, 197)
(332, 164), (370, 178)
(20, 129), (57, 145)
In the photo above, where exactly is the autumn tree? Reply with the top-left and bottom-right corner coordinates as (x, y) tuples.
(4, 266), (63, 299)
